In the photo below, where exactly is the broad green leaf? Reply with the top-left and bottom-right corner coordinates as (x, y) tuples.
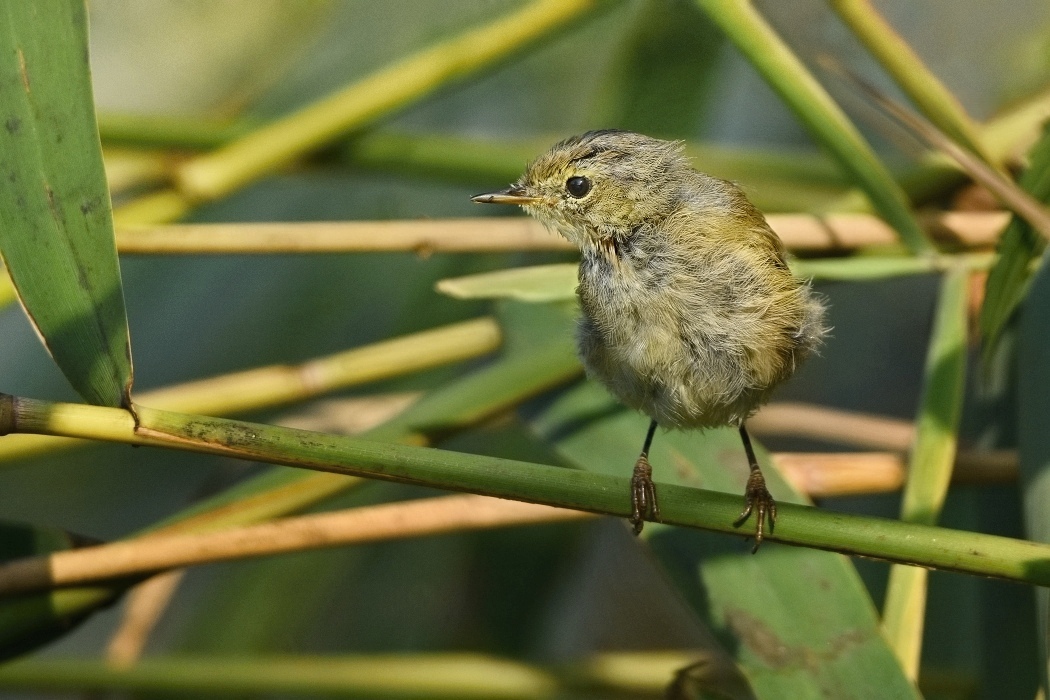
(530, 382), (918, 699)
(0, 1), (132, 407)
(882, 267), (969, 678)
(981, 123), (1050, 368)
(1017, 245), (1050, 691)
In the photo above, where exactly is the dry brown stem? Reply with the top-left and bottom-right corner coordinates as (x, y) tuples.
(112, 212), (1009, 255)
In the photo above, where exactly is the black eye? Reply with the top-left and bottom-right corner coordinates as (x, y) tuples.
(566, 176), (591, 198)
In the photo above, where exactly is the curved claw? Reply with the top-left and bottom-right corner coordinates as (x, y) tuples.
(733, 470), (776, 552)
(629, 455), (660, 535)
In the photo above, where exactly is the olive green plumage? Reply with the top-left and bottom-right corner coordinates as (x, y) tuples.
(509, 130), (826, 430)
(473, 129), (826, 540)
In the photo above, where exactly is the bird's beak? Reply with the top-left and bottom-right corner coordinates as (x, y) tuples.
(471, 185), (539, 205)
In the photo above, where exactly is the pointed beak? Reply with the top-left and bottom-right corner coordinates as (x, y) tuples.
(471, 185), (539, 205)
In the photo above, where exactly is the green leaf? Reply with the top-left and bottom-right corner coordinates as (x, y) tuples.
(437, 264), (578, 303)
(530, 382), (919, 699)
(980, 123), (1050, 368)
(0, 1), (132, 407)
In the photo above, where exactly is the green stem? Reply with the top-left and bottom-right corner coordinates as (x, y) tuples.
(829, 0), (999, 168)
(882, 265), (970, 677)
(694, 0), (934, 254)
(0, 651), (709, 697)
(174, 0), (606, 202)
(0, 655), (560, 698)
(98, 113), (251, 150)
(2, 394), (1049, 587)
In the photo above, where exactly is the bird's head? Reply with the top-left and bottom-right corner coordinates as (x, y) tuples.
(472, 130), (688, 251)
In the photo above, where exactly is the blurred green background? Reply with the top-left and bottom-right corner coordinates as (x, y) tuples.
(0, 0), (1048, 697)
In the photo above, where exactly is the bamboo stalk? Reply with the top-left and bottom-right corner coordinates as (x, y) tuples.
(103, 149), (170, 195)
(110, 211), (1009, 256)
(112, 189), (193, 226)
(98, 113), (249, 150)
(0, 450), (1019, 596)
(115, 219), (571, 254)
(774, 452), (905, 496)
(835, 66), (1050, 243)
(0, 342), (585, 656)
(2, 395), (1049, 587)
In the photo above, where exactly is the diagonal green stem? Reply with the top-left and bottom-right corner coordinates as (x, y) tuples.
(829, 0), (999, 168)
(694, 0), (934, 254)
(2, 393), (1050, 587)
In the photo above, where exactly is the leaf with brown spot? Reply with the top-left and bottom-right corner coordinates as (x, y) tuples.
(532, 381), (918, 699)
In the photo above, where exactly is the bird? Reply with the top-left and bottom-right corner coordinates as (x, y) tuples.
(472, 130), (826, 547)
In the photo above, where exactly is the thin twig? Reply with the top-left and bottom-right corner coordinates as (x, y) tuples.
(0, 495), (595, 595)
(750, 401), (914, 451)
(773, 449), (1016, 498)
(821, 57), (1050, 240)
(105, 571), (185, 668)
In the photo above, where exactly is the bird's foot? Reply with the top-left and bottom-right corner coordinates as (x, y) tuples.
(629, 454), (660, 535)
(734, 469), (776, 553)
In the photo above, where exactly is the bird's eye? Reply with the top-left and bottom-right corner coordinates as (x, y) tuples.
(565, 176), (591, 198)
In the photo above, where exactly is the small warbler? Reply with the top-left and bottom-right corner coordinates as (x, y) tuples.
(473, 130), (826, 547)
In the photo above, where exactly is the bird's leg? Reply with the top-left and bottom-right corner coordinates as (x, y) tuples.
(733, 423), (776, 552)
(630, 419), (660, 535)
